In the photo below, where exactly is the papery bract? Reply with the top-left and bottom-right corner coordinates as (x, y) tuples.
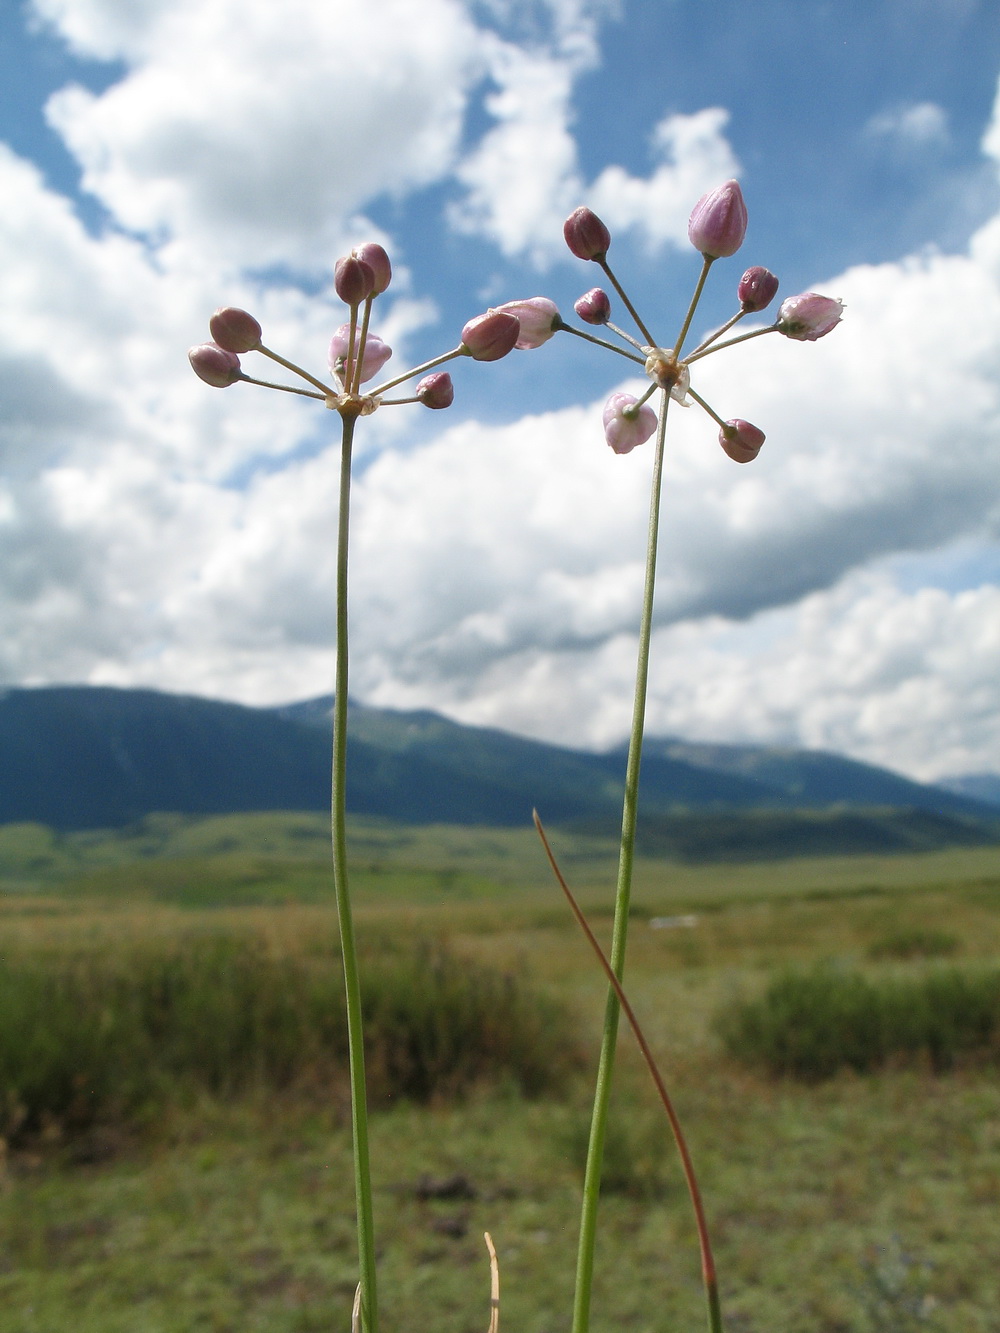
(352, 243), (391, 295)
(416, 372), (454, 409)
(564, 207), (611, 261)
(603, 392), (657, 455)
(188, 342), (242, 387)
(688, 179), (748, 259)
(460, 310), (520, 361)
(737, 266), (779, 313)
(574, 288), (611, 325)
(719, 418), (765, 463)
(209, 307), (261, 354)
(328, 325), (392, 383)
(776, 292), (844, 341)
(495, 297), (561, 349)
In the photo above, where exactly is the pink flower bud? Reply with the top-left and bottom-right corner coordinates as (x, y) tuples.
(208, 307), (262, 354)
(574, 288), (611, 325)
(352, 243), (391, 295)
(328, 324), (392, 383)
(335, 256), (375, 305)
(737, 266), (779, 313)
(775, 293), (844, 341)
(687, 179), (748, 259)
(416, 372), (454, 409)
(494, 297), (561, 349)
(460, 310), (520, 361)
(603, 392), (657, 455)
(719, 419), (765, 463)
(188, 342), (242, 387)
(563, 207), (611, 261)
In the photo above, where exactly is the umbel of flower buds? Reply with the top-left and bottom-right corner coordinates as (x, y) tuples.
(688, 179), (748, 259)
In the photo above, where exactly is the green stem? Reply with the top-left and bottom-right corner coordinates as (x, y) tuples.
(597, 258), (657, 348)
(673, 255), (714, 360)
(684, 323), (776, 364)
(556, 319), (646, 365)
(571, 390), (671, 1333)
(331, 410), (379, 1333)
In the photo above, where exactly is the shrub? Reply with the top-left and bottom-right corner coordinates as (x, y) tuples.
(0, 932), (581, 1142)
(716, 964), (1000, 1080)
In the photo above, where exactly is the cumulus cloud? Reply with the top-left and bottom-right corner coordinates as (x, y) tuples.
(865, 101), (950, 150)
(3, 1), (1000, 782)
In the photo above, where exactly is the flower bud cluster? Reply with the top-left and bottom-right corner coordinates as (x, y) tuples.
(553, 180), (842, 462)
(188, 240), (547, 419)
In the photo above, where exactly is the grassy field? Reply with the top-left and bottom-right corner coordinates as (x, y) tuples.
(1, 815), (1000, 1331)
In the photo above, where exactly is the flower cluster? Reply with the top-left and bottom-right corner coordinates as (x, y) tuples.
(188, 242), (527, 418)
(554, 179), (843, 460)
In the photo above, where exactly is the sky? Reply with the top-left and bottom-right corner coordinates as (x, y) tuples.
(2, 0), (1000, 782)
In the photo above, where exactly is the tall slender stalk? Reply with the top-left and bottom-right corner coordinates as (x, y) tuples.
(571, 392), (671, 1333)
(331, 409), (379, 1333)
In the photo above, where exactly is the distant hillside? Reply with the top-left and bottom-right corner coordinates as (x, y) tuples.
(0, 686), (996, 852)
(938, 773), (1000, 809)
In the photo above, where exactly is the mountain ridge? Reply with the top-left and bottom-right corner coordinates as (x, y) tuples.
(0, 685), (995, 840)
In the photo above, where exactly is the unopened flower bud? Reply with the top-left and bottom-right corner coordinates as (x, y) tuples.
(738, 266), (779, 313)
(335, 256), (375, 305)
(352, 243), (391, 294)
(494, 297), (561, 349)
(209, 307), (262, 354)
(574, 288), (611, 325)
(460, 310), (520, 361)
(719, 419), (765, 463)
(775, 293), (844, 341)
(603, 392), (657, 455)
(328, 325), (392, 383)
(563, 207), (611, 261)
(188, 342), (242, 387)
(688, 179), (748, 259)
(416, 372), (454, 409)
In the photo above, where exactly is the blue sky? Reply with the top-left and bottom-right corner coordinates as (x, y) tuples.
(2, 0), (1000, 781)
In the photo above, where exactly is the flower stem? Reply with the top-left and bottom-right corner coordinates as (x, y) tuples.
(673, 255), (714, 360)
(597, 258), (657, 348)
(571, 390), (670, 1333)
(687, 308), (746, 359)
(555, 319), (646, 365)
(366, 346), (463, 398)
(684, 323), (776, 364)
(237, 373), (327, 400)
(257, 343), (333, 395)
(331, 410), (378, 1333)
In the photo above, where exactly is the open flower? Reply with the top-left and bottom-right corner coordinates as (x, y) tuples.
(603, 392), (657, 454)
(328, 325), (392, 385)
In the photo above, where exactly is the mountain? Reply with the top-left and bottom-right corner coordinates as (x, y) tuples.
(937, 774), (1000, 809)
(0, 686), (995, 845)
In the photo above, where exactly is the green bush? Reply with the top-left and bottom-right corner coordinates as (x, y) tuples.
(0, 932), (581, 1142)
(867, 926), (959, 960)
(716, 964), (1000, 1080)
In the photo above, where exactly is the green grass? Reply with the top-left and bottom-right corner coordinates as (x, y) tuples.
(1, 816), (1000, 1330)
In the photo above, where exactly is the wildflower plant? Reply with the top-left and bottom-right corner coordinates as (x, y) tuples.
(190, 248), (523, 1333)
(188, 179), (842, 1333)
(526, 178), (842, 1333)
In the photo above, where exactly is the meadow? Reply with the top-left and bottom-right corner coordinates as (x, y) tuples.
(1, 813), (1000, 1331)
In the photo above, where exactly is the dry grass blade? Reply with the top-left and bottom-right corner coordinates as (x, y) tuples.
(533, 811), (723, 1332)
(484, 1231), (500, 1333)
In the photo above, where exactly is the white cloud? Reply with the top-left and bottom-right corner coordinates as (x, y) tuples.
(38, 0), (485, 272)
(3, 4), (1000, 783)
(865, 101), (950, 150)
